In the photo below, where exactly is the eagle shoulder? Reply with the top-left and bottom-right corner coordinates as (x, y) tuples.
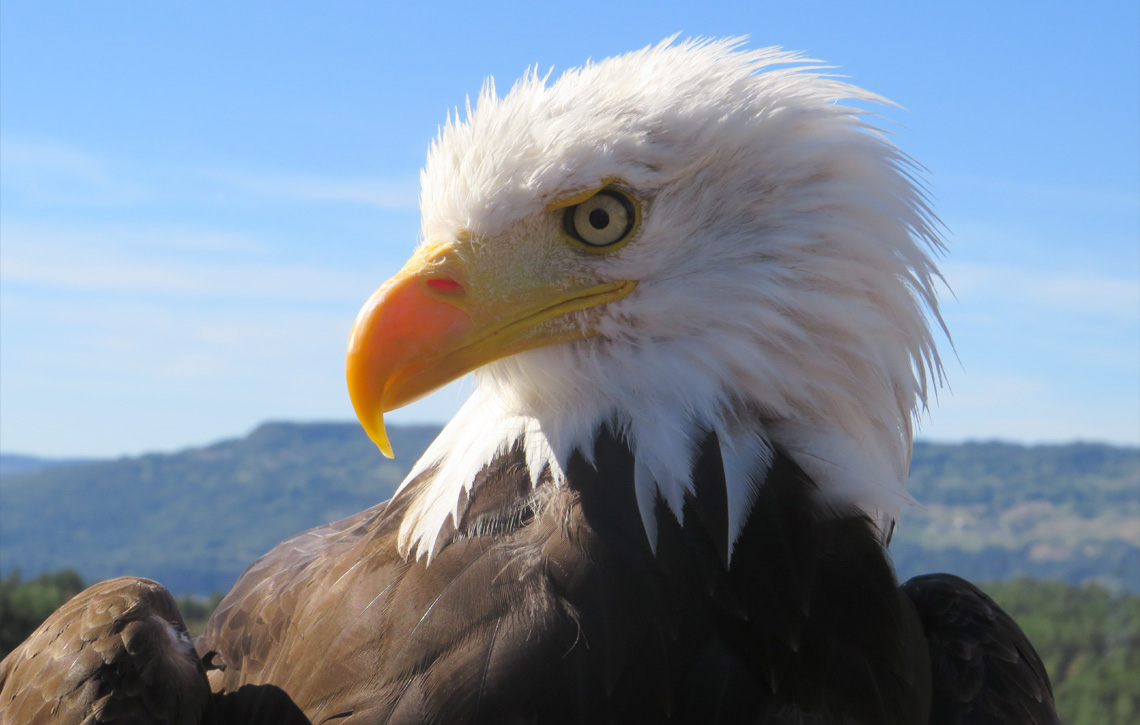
(902, 573), (1060, 724)
(0, 576), (213, 725)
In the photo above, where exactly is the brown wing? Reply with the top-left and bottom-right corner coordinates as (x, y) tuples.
(197, 498), (407, 720)
(0, 576), (214, 725)
(196, 456), (562, 723)
(902, 573), (1060, 725)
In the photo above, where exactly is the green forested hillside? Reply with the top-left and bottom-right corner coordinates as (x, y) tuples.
(0, 569), (222, 658)
(983, 579), (1140, 724)
(1, 424), (1137, 595)
(0, 423), (435, 593)
(892, 441), (1140, 588)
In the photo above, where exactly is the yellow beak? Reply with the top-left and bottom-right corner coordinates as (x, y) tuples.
(345, 242), (635, 457)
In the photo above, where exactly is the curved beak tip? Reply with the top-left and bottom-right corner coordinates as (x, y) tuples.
(365, 415), (395, 459)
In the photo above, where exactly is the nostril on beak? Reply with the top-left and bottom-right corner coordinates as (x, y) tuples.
(425, 277), (464, 297)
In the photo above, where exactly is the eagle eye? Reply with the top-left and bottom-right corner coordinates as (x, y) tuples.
(564, 189), (637, 248)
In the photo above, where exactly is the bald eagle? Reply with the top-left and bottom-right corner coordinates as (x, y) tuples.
(0, 39), (1057, 724)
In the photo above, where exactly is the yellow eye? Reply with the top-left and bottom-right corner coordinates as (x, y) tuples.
(564, 189), (636, 248)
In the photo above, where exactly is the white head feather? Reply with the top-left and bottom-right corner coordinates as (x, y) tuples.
(396, 38), (946, 561)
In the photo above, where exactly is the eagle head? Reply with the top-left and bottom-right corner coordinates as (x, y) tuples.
(346, 38), (945, 560)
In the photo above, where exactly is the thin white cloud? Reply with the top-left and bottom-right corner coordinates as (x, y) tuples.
(206, 169), (418, 209)
(2, 252), (370, 303)
(0, 222), (380, 304)
(1, 220), (269, 255)
(942, 261), (1140, 319)
(1, 135), (418, 211)
(924, 259), (1140, 444)
(920, 369), (1140, 446)
(0, 136), (147, 206)
(940, 173), (1140, 213)
(0, 137), (107, 176)
(0, 289), (359, 456)
(933, 371), (1051, 411)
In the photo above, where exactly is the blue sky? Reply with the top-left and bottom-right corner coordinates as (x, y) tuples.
(2, 2), (1137, 457)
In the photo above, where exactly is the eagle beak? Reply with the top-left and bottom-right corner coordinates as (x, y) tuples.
(345, 256), (472, 457)
(346, 243), (636, 457)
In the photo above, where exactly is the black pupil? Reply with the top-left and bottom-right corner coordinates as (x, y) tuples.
(588, 208), (610, 230)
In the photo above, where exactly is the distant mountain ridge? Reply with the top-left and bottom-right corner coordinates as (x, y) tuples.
(2, 422), (1137, 594)
(0, 454), (97, 478)
(895, 440), (1139, 589)
(0, 422), (436, 594)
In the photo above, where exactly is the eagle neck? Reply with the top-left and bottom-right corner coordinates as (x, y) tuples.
(390, 383), (908, 562)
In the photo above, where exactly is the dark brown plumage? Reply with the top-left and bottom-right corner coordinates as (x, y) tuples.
(904, 574), (1059, 725)
(0, 577), (214, 725)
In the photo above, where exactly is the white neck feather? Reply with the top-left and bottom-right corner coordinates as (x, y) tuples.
(394, 370), (916, 562)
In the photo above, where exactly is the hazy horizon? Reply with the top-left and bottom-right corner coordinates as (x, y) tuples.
(3, 417), (1138, 462)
